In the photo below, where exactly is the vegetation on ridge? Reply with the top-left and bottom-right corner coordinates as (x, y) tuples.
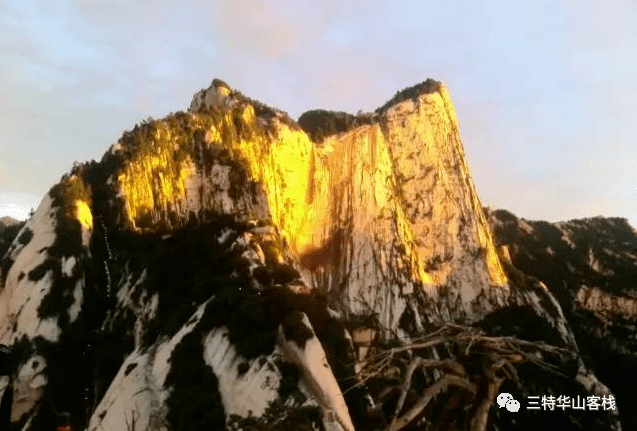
(0, 219), (25, 286)
(375, 79), (442, 113)
(298, 109), (377, 144)
(487, 208), (637, 430)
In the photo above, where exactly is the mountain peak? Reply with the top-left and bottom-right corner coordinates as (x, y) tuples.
(0, 78), (626, 431)
(376, 78), (443, 113)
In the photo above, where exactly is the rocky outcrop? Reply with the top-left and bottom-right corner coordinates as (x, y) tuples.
(294, 80), (509, 332)
(99, 77), (510, 333)
(0, 79), (624, 430)
(185, 79), (510, 333)
(486, 209), (637, 431)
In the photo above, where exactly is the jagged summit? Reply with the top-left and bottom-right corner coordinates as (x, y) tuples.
(298, 78), (443, 144)
(375, 78), (443, 113)
(189, 78), (444, 146)
(0, 78), (626, 431)
(211, 78), (231, 91)
(189, 78), (300, 132)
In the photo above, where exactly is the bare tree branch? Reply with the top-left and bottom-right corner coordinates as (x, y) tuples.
(469, 376), (504, 431)
(388, 375), (476, 431)
(345, 323), (578, 430)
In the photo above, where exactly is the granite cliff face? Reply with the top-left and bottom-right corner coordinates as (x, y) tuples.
(0, 79), (624, 431)
(185, 78), (509, 332)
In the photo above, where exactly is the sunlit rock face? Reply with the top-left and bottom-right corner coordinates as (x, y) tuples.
(187, 79), (511, 332)
(486, 209), (637, 430)
(297, 81), (509, 331)
(0, 79), (622, 431)
(101, 79), (511, 333)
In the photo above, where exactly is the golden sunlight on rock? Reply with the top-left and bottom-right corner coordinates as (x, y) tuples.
(232, 123), (315, 253)
(74, 200), (93, 229)
(382, 85), (508, 293)
(5, 77), (629, 431)
(117, 124), (191, 228)
(115, 79), (509, 327)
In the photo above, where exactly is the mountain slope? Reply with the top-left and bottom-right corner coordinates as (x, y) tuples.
(0, 80), (623, 431)
(486, 209), (637, 430)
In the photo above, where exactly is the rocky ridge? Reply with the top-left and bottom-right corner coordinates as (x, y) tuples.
(0, 79), (625, 430)
(486, 209), (637, 430)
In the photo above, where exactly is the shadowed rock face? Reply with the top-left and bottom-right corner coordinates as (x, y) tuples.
(0, 218), (23, 261)
(0, 79), (624, 431)
(486, 209), (637, 430)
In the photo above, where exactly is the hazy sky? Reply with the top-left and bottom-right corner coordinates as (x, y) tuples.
(1, 0), (635, 227)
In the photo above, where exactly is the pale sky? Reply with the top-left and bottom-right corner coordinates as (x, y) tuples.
(1, 0), (635, 227)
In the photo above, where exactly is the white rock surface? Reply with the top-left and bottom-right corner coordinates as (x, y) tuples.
(276, 313), (355, 431)
(0, 194), (61, 344)
(202, 327), (281, 419)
